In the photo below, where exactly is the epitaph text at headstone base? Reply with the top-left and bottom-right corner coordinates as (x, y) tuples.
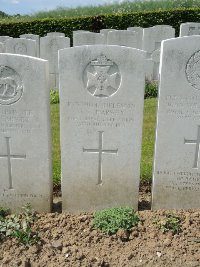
(180, 23), (200, 37)
(59, 45), (146, 213)
(40, 36), (70, 89)
(0, 54), (52, 212)
(20, 34), (40, 57)
(152, 36), (200, 209)
(5, 38), (37, 57)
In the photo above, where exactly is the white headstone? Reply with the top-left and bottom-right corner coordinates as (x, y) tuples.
(100, 29), (117, 39)
(0, 36), (13, 44)
(40, 36), (70, 89)
(20, 34), (40, 57)
(0, 54), (52, 212)
(47, 32), (65, 37)
(5, 38), (37, 57)
(142, 25), (175, 80)
(127, 27), (143, 49)
(0, 42), (4, 53)
(152, 36), (200, 209)
(107, 30), (139, 48)
(73, 32), (105, 46)
(142, 25), (175, 56)
(59, 45), (146, 213)
(180, 22), (200, 37)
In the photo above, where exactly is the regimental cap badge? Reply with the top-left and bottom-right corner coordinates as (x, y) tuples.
(91, 55), (113, 66)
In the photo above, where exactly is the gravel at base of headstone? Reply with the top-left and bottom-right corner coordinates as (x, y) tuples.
(0, 54), (52, 212)
(152, 36), (200, 210)
(59, 45), (146, 213)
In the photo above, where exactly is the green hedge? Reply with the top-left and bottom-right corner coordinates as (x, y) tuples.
(0, 8), (199, 39)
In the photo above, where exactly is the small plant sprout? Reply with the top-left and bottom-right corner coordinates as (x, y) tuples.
(155, 214), (182, 235)
(93, 207), (140, 235)
(0, 203), (40, 245)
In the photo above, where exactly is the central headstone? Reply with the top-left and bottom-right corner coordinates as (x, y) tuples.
(0, 54), (52, 212)
(59, 45), (146, 213)
(152, 36), (200, 209)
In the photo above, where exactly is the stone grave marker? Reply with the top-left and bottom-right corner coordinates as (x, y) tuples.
(142, 25), (175, 80)
(0, 53), (52, 212)
(107, 30), (139, 48)
(40, 36), (70, 89)
(0, 42), (4, 53)
(0, 36), (13, 44)
(73, 32), (105, 46)
(20, 34), (40, 57)
(100, 29), (117, 40)
(47, 32), (65, 37)
(59, 45), (146, 213)
(180, 22), (200, 37)
(5, 38), (37, 57)
(127, 27), (143, 49)
(152, 36), (200, 209)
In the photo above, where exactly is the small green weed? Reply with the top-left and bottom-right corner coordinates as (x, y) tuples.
(145, 80), (158, 98)
(154, 214), (182, 235)
(93, 207), (140, 235)
(50, 90), (59, 104)
(0, 204), (40, 245)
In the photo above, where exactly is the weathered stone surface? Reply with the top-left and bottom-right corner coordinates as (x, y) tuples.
(47, 32), (65, 37)
(142, 25), (175, 81)
(5, 38), (37, 57)
(0, 42), (4, 53)
(0, 54), (52, 212)
(107, 30), (140, 48)
(40, 36), (70, 89)
(152, 36), (200, 209)
(127, 27), (143, 49)
(0, 36), (13, 44)
(59, 45), (146, 213)
(73, 32), (105, 46)
(100, 29), (117, 40)
(180, 22), (200, 37)
(20, 34), (40, 57)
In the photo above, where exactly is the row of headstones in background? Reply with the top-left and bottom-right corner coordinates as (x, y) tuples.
(0, 33), (70, 89)
(73, 25), (175, 80)
(2, 36), (200, 213)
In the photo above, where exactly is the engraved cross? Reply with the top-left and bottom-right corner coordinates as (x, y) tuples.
(0, 137), (26, 189)
(83, 131), (118, 185)
(184, 125), (200, 168)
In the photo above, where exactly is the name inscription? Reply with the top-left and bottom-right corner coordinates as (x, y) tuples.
(66, 101), (135, 128)
(165, 95), (200, 120)
(0, 108), (40, 133)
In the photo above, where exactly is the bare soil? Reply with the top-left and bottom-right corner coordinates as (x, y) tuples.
(0, 185), (200, 267)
